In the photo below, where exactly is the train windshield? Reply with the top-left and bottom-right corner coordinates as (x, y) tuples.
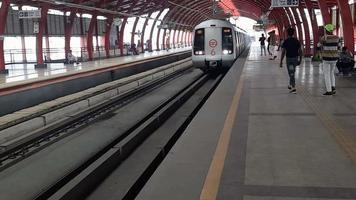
(194, 29), (205, 55)
(222, 28), (233, 54)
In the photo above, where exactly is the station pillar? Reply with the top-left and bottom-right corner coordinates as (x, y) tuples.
(0, 0), (10, 74)
(337, 0), (354, 54)
(104, 18), (113, 58)
(35, 6), (49, 68)
(87, 14), (97, 61)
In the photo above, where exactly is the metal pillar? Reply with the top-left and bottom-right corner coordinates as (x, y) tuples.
(299, 7), (311, 56)
(104, 17), (113, 58)
(304, 0), (319, 54)
(0, 0), (9, 74)
(337, 0), (354, 53)
(291, 8), (304, 46)
(150, 9), (164, 51)
(64, 12), (76, 58)
(318, 0), (331, 24)
(35, 6), (49, 68)
(87, 14), (97, 60)
(19, 6), (27, 63)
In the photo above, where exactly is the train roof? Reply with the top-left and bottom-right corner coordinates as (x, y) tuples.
(194, 19), (248, 34)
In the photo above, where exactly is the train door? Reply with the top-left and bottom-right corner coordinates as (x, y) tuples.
(204, 26), (222, 65)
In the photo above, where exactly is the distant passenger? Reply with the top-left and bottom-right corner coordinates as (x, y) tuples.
(259, 34), (266, 56)
(66, 50), (79, 64)
(337, 46), (354, 76)
(280, 27), (303, 94)
(319, 24), (341, 95)
(268, 31), (277, 60)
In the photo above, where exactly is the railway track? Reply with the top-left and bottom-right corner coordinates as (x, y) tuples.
(36, 72), (224, 200)
(0, 59), (192, 170)
(0, 60), (225, 200)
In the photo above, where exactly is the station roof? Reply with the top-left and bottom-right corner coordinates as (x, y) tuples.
(14, 0), (341, 29)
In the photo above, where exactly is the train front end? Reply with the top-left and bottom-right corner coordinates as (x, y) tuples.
(192, 20), (236, 71)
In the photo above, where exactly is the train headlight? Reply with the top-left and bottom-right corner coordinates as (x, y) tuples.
(223, 50), (232, 55)
(195, 51), (204, 55)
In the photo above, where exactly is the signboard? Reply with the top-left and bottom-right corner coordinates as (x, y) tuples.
(33, 22), (39, 34)
(253, 24), (265, 31)
(19, 10), (41, 19)
(158, 23), (174, 29)
(271, 0), (298, 7)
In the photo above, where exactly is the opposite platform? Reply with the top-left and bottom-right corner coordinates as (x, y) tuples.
(137, 46), (356, 200)
(1, 47), (191, 86)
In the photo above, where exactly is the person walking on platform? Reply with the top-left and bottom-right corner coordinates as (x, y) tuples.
(259, 34), (266, 56)
(280, 28), (303, 94)
(319, 24), (341, 95)
(268, 31), (277, 60)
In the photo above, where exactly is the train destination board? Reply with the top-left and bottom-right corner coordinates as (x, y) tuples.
(271, 0), (298, 7)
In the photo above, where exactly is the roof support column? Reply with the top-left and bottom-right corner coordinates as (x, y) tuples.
(180, 29), (185, 47)
(35, 6), (49, 68)
(318, 0), (331, 24)
(156, 27), (163, 51)
(291, 8), (304, 48)
(172, 29), (177, 48)
(189, 32), (192, 46)
(150, 9), (164, 51)
(285, 8), (298, 39)
(79, 14), (86, 58)
(299, 7), (311, 56)
(87, 14), (97, 61)
(119, 17), (127, 56)
(44, 17), (50, 61)
(354, 4), (356, 40)
(141, 12), (153, 53)
(64, 12), (76, 59)
(304, 0), (319, 54)
(105, 18), (113, 58)
(337, 0), (354, 53)
(131, 18), (139, 50)
(334, 7), (339, 36)
(19, 6), (27, 63)
(0, 0), (9, 73)
(184, 30), (188, 46)
(177, 29), (181, 47)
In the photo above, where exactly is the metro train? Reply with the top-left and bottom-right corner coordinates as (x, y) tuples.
(192, 19), (250, 71)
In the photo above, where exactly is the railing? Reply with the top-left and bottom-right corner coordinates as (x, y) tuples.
(3, 43), (192, 65)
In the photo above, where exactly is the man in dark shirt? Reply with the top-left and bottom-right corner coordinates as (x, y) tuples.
(259, 34), (266, 56)
(280, 28), (303, 94)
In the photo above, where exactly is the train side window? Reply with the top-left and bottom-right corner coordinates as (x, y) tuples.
(194, 29), (205, 55)
(222, 28), (233, 54)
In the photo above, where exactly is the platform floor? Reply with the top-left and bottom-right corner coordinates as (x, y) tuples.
(1, 47), (191, 85)
(137, 46), (356, 200)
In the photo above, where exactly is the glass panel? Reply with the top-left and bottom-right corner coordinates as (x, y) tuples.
(193, 28), (204, 55)
(222, 27), (233, 54)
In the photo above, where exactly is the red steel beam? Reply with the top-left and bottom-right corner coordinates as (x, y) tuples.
(318, 0), (332, 24)
(35, 5), (49, 68)
(299, 6), (312, 56)
(304, 0), (319, 54)
(87, 14), (97, 60)
(337, 0), (354, 53)
(0, 0), (10, 73)
(104, 17), (113, 58)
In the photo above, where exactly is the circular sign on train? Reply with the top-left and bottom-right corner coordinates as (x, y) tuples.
(209, 39), (217, 48)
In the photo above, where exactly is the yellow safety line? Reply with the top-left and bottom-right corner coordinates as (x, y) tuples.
(298, 86), (356, 166)
(200, 75), (245, 200)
